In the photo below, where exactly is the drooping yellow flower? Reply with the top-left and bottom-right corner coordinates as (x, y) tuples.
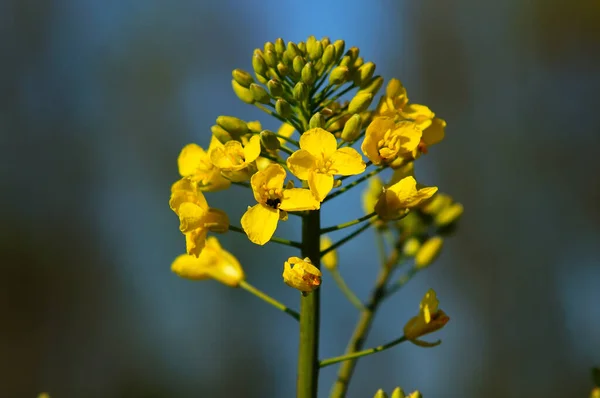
(209, 135), (261, 182)
(361, 117), (422, 165)
(170, 178), (229, 256)
(282, 257), (322, 293)
(403, 289), (449, 347)
(375, 176), (437, 220)
(320, 236), (337, 270)
(177, 137), (231, 191)
(241, 164), (320, 245)
(171, 237), (244, 287)
(287, 128), (366, 201)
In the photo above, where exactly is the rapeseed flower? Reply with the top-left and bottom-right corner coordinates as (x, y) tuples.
(375, 176), (437, 220)
(209, 135), (261, 182)
(361, 117), (421, 165)
(283, 257), (322, 293)
(403, 289), (449, 347)
(177, 137), (231, 192)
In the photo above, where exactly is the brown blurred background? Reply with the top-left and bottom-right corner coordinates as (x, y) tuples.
(1, 0), (599, 397)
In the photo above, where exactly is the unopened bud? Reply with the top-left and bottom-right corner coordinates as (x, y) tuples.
(346, 47), (359, 62)
(232, 69), (254, 88)
(420, 193), (452, 215)
(386, 78), (404, 98)
(354, 62), (376, 87)
(322, 44), (336, 66)
(216, 116), (248, 137)
(275, 38), (286, 55)
(276, 98), (292, 118)
(286, 41), (300, 58)
(252, 49), (268, 77)
(306, 35), (317, 56)
(301, 62), (316, 85)
(309, 113), (325, 129)
(353, 57), (364, 70)
(211, 125), (232, 143)
(297, 41), (306, 54)
(246, 120), (262, 134)
(403, 238), (421, 257)
(390, 387), (406, 398)
(329, 65), (350, 85)
(260, 130), (280, 151)
(320, 36), (331, 48)
(277, 62), (289, 77)
(264, 41), (275, 53)
(341, 114), (362, 142)
(283, 257), (322, 294)
(250, 83), (271, 104)
(339, 55), (352, 67)
(293, 82), (308, 102)
(348, 91), (374, 114)
(333, 40), (345, 61)
(293, 55), (305, 74)
(231, 80), (255, 104)
(373, 389), (388, 398)
(320, 236), (337, 271)
(360, 75), (384, 95)
(406, 392), (422, 398)
(264, 50), (278, 68)
(435, 202), (464, 228)
(321, 107), (333, 116)
(415, 236), (443, 269)
(267, 79), (284, 97)
(309, 41), (323, 61)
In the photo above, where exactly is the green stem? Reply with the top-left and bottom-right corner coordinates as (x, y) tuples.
(319, 336), (407, 368)
(317, 84), (357, 114)
(259, 152), (288, 166)
(255, 103), (304, 134)
(239, 281), (300, 321)
(330, 270), (364, 311)
(321, 222), (373, 257)
(228, 225), (302, 249)
(279, 145), (294, 156)
(273, 132), (299, 147)
(324, 167), (386, 203)
(297, 210), (321, 398)
(329, 248), (401, 398)
(320, 212), (377, 234)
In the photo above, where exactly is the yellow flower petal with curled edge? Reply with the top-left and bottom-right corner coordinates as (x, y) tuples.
(286, 149), (316, 180)
(308, 172), (334, 202)
(329, 147), (367, 175)
(241, 204), (280, 245)
(422, 117), (446, 147)
(401, 103), (434, 130)
(178, 202), (209, 233)
(250, 163), (286, 203)
(171, 237), (244, 287)
(299, 128), (338, 158)
(185, 227), (208, 257)
(361, 117), (394, 165)
(403, 288), (449, 347)
(375, 176), (437, 220)
(178, 143), (206, 177)
(320, 236), (337, 270)
(283, 257), (322, 293)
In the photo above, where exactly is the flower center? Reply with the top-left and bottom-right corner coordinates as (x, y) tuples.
(261, 184), (283, 209)
(377, 128), (401, 160)
(316, 159), (334, 175)
(226, 148), (246, 166)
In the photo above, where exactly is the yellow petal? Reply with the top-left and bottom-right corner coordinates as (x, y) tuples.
(243, 135), (261, 163)
(170, 178), (207, 213)
(178, 202), (208, 232)
(241, 204), (280, 245)
(308, 172), (334, 202)
(277, 122), (296, 144)
(401, 103), (434, 122)
(204, 208), (230, 233)
(185, 227), (208, 257)
(171, 253), (210, 280)
(299, 128), (338, 158)
(329, 147), (366, 176)
(287, 149), (317, 180)
(422, 117), (446, 146)
(280, 188), (320, 211)
(394, 121), (422, 153)
(320, 236), (337, 270)
(361, 117), (395, 165)
(250, 164), (286, 203)
(282, 257), (322, 293)
(177, 144), (206, 177)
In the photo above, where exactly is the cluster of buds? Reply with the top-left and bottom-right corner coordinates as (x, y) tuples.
(373, 388), (422, 398)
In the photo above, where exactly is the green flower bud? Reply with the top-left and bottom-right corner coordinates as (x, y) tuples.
(353, 56), (364, 69)
(329, 65), (349, 85)
(354, 62), (376, 87)
(348, 91), (373, 114)
(341, 114), (362, 142)
(346, 46), (359, 62)
(293, 55), (306, 74)
(390, 387), (406, 398)
(321, 44), (336, 66)
(250, 83), (271, 104)
(231, 80), (255, 104)
(259, 130), (280, 151)
(216, 115), (248, 137)
(264, 50), (278, 68)
(421, 193), (452, 215)
(309, 41), (323, 61)
(276, 98), (292, 118)
(232, 69), (254, 88)
(339, 55), (352, 67)
(211, 125), (232, 143)
(415, 236), (443, 269)
(264, 41), (275, 54)
(252, 49), (268, 77)
(320, 36), (331, 48)
(406, 392), (422, 398)
(386, 78), (404, 98)
(293, 82), (308, 102)
(309, 113), (325, 129)
(306, 35), (317, 54)
(373, 389), (388, 398)
(275, 38), (286, 56)
(286, 41), (300, 58)
(297, 41), (306, 54)
(267, 79), (284, 97)
(333, 40), (345, 61)
(277, 62), (289, 77)
(435, 202), (464, 228)
(301, 62), (316, 85)
(360, 75), (384, 95)
(402, 237), (421, 257)
(320, 107), (333, 116)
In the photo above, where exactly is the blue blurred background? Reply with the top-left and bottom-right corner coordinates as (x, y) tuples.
(2, 0), (600, 397)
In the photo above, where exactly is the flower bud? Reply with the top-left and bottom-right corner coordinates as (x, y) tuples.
(283, 257), (322, 293)
(329, 65), (350, 85)
(333, 40), (345, 60)
(232, 69), (254, 88)
(346, 47), (359, 62)
(252, 49), (268, 77)
(402, 237), (421, 257)
(275, 38), (286, 55)
(321, 44), (336, 66)
(276, 98), (292, 118)
(309, 112), (325, 129)
(373, 389), (388, 398)
(306, 35), (317, 56)
(286, 41), (300, 58)
(386, 78), (404, 98)
(232, 80), (255, 104)
(320, 236), (337, 271)
(592, 387), (600, 398)
(406, 392), (422, 398)
(348, 91), (374, 114)
(339, 55), (352, 67)
(246, 120), (262, 134)
(420, 193), (452, 215)
(320, 107), (333, 116)
(341, 114), (362, 142)
(264, 41), (275, 53)
(293, 55), (306, 74)
(267, 79), (284, 97)
(353, 57), (364, 70)
(403, 289), (449, 346)
(415, 236), (443, 269)
(293, 82), (308, 102)
(360, 75), (384, 95)
(309, 41), (323, 61)
(211, 124), (232, 143)
(249, 83), (271, 104)
(216, 115), (249, 137)
(260, 130), (280, 151)
(297, 41), (306, 54)
(435, 202), (464, 228)
(320, 36), (331, 47)
(277, 62), (289, 77)
(264, 50), (278, 68)
(354, 62), (376, 87)
(390, 387), (406, 398)
(301, 62), (316, 85)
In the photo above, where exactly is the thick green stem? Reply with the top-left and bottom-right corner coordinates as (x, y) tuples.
(297, 210), (321, 398)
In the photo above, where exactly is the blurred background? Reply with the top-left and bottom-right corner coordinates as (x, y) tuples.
(2, 0), (599, 397)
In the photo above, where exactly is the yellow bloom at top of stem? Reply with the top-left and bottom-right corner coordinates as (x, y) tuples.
(361, 117), (422, 165)
(171, 236), (244, 287)
(287, 128), (366, 201)
(320, 236), (337, 270)
(403, 289), (449, 347)
(170, 178), (230, 256)
(177, 137), (231, 192)
(209, 135), (261, 182)
(283, 256), (322, 293)
(375, 176), (437, 220)
(241, 164), (320, 245)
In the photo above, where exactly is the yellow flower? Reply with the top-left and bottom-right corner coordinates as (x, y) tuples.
(362, 176), (384, 214)
(361, 117), (422, 165)
(320, 236), (337, 270)
(375, 176), (437, 220)
(419, 117), (446, 154)
(403, 289), (449, 347)
(415, 236), (444, 269)
(171, 237), (244, 287)
(241, 164), (320, 245)
(177, 137), (231, 191)
(170, 178), (229, 256)
(209, 135), (261, 182)
(277, 122), (296, 145)
(282, 257), (322, 293)
(287, 128), (366, 201)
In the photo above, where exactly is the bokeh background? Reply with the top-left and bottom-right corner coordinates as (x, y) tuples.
(2, 0), (600, 397)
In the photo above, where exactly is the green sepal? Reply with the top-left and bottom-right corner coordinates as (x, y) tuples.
(293, 82), (308, 102)
(329, 65), (350, 85)
(260, 130), (281, 151)
(250, 83), (271, 104)
(267, 79), (284, 97)
(309, 113), (325, 129)
(301, 62), (316, 85)
(276, 98), (292, 118)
